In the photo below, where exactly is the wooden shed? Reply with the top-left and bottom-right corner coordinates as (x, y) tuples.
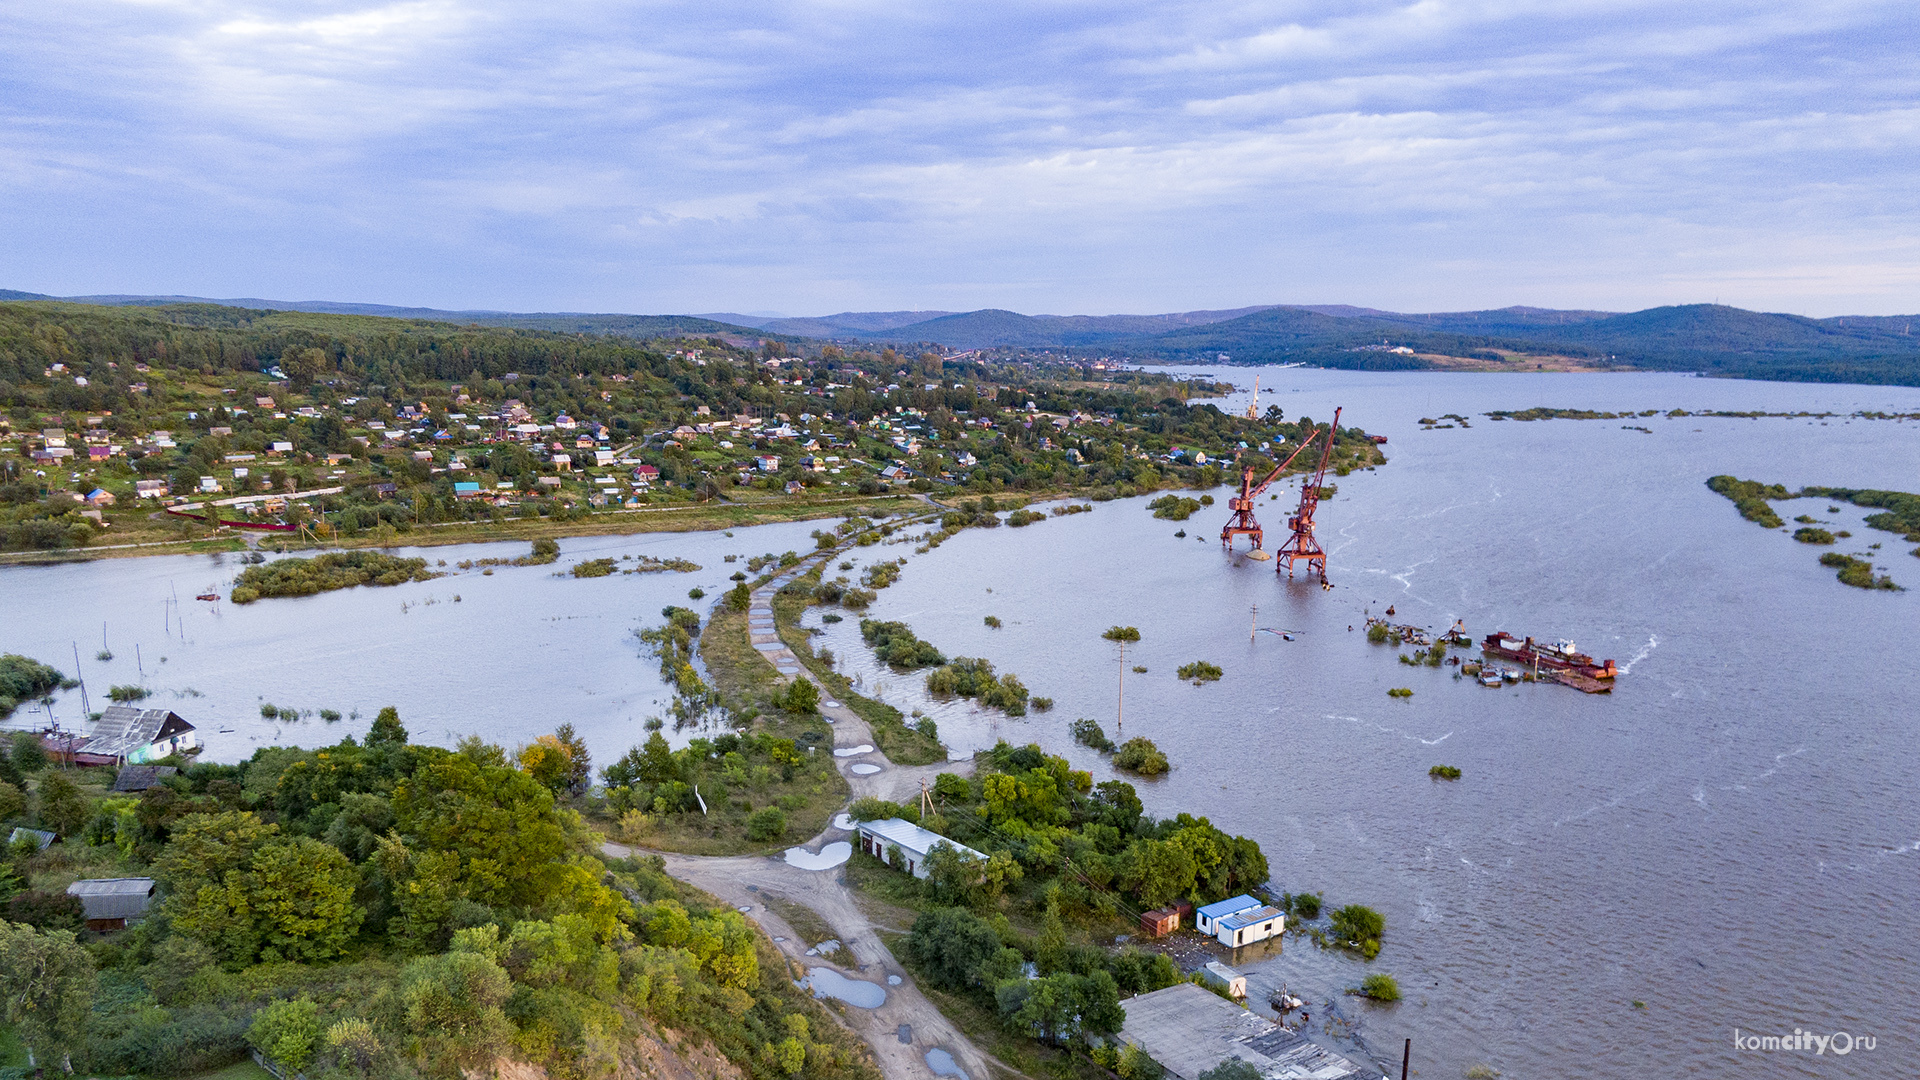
(1140, 908), (1179, 938)
(67, 878), (156, 932)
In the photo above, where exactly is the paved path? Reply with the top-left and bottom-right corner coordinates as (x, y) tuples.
(615, 532), (1008, 1080)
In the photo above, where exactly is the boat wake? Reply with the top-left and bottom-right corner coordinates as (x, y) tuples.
(1617, 634), (1660, 674)
(1324, 714), (1451, 746)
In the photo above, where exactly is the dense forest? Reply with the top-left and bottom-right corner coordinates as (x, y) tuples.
(0, 711), (878, 1080)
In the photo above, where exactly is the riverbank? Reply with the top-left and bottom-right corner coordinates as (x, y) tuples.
(0, 493), (928, 565)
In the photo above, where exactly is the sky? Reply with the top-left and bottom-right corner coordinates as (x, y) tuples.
(2, 0), (1916, 317)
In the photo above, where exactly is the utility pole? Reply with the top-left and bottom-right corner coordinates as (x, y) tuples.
(1401, 1038), (1411, 1080)
(920, 778), (934, 821)
(71, 641), (91, 719)
(1116, 638), (1125, 737)
(1251, 604), (1258, 643)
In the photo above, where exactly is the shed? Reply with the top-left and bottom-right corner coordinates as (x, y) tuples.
(80, 706), (198, 765)
(854, 818), (986, 879)
(1200, 961), (1246, 1000)
(113, 764), (179, 792)
(1140, 908), (1179, 938)
(68, 878), (157, 931)
(9, 827), (57, 850)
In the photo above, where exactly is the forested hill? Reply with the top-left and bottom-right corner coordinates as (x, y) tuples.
(11, 289), (1919, 384)
(0, 290), (771, 342)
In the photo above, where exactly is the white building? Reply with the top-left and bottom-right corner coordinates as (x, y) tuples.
(1194, 895), (1284, 948)
(854, 817), (986, 879)
(1199, 961), (1246, 999)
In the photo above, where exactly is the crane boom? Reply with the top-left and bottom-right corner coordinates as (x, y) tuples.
(1219, 427), (1322, 552)
(1275, 406), (1342, 581)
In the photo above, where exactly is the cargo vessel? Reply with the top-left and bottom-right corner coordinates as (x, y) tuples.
(1481, 632), (1617, 680)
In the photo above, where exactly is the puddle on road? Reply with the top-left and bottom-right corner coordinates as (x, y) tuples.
(804, 939), (841, 956)
(887, 975), (902, 985)
(832, 813), (856, 830)
(799, 967), (887, 1008)
(833, 744), (876, 757)
(849, 763), (882, 775)
(925, 1049), (969, 1080)
(783, 841), (852, 870)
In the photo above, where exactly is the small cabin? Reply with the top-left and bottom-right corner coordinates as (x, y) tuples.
(1200, 961), (1247, 999)
(67, 877), (156, 932)
(855, 818), (986, 880)
(1195, 895), (1284, 948)
(1140, 908), (1179, 938)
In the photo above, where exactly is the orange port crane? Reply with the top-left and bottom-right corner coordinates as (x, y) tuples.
(1275, 406), (1342, 581)
(1220, 422), (1324, 553)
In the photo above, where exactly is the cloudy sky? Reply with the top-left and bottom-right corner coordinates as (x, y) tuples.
(2, 0), (1915, 316)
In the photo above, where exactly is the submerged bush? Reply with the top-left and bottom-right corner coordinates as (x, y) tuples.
(1429, 765), (1462, 780)
(1070, 718), (1115, 752)
(861, 620), (946, 668)
(1148, 495), (1202, 521)
(1793, 527), (1835, 544)
(1112, 737), (1169, 776)
(1360, 973), (1400, 1001)
(926, 657), (1030, 715)
(1176, 661), (1223, 683)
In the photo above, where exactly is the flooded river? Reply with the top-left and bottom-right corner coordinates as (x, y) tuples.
(4, 368), (1917, 1077)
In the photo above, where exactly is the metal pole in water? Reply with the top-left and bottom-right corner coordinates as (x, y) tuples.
(71, 641), (91, 719)
(1401, 1038), (1410, 1080)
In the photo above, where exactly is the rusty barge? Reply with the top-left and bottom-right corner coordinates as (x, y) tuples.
(1482, 632), (1617, 689)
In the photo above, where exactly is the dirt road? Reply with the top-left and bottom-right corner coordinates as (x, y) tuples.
(611, 550), (1008, 1080)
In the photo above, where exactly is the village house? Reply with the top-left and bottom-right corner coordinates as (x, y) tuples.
(76, 706), (198, 765)
(854, 818), (985, 879)
(1194, 895), (1284, 948)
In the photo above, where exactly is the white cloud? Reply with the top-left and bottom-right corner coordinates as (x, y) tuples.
(0, 0), (1915, 313)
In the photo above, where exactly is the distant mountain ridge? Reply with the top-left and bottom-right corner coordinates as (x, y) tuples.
(6, 289), (1918, 385)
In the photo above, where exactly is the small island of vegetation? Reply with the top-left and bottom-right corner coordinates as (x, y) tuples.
(229, 550), (441, 603)
(1429, 764), (1462, 780)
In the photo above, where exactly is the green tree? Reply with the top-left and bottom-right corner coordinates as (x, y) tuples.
(365, 705), (407, 748)
(249, 997), (322, 1072)
(0, 779), (25, 822)
(34, 772), (89, 837)
(635, 731), (679, 786)
(400, 950), (515, 1077)
(0, 920), (96, 1074)
(157, 812), (364, 963)
(391, 750), (567, 910)
(779, 676), (820, 714)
